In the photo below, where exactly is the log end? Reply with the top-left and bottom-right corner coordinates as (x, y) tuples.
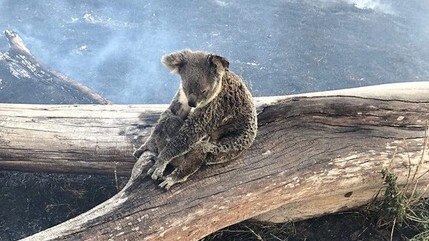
(4, 29), (32, 56)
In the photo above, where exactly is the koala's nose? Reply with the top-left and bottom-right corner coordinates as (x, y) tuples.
(187, 94), (197, 107)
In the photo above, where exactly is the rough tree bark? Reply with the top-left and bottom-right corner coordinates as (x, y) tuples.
(0, 82), (428, 240)
(0, 30), (110, 104)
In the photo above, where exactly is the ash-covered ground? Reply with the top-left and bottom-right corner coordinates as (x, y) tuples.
(0, 0), (428, 104)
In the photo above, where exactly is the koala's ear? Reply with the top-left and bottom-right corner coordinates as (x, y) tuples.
(161, 50), (189, 73)
(208, 54), (229, 69)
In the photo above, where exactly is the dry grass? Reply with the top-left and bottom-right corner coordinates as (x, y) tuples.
(365, 124), (429, 241)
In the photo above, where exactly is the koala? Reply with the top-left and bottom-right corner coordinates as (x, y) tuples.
(132, 49), (258, 190)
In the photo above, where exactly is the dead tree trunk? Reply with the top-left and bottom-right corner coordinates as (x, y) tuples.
(0, 30), (110, 104)
(0, 82), (427, 240)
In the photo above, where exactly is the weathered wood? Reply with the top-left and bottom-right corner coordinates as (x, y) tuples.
(0, 104), (156, 176)
(0, 82), (427, 241)
(0, 30), (110, 104)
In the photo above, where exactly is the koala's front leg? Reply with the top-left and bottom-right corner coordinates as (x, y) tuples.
(148, 117), (205, 180)
(133, 130), (161, 180)
(133, 137), (157, 160)
(132, 142), (158, 185)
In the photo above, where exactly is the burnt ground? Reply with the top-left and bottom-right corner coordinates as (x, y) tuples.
(0, 171), (128, 240)
(0, 170), (423, 241)
(204, 212), (418, 241)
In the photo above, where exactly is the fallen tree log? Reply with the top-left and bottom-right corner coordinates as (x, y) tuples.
(0, 30), (110, 104)
(0, 82), (428, 240)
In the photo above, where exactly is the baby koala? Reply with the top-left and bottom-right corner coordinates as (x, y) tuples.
(133, 50), (257, 190)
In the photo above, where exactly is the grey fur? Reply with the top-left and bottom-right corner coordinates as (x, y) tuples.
(133, 50), (257, 189)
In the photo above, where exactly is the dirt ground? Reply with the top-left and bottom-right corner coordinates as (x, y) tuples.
(0, 171), (422, 241)
(0, 171), (127, 241)
(204, 212), (417, 241)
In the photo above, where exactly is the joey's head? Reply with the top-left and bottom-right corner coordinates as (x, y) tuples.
(162, 50), (229, 108)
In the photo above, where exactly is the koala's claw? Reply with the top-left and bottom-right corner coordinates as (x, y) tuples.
(159, 177), (176, 190)
(147, 162), (167, 180)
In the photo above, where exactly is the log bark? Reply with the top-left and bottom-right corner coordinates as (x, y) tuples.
(0, 82), (427, 240)
(0, 30), (110, 104)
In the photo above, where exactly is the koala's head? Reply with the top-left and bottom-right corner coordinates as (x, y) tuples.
(162, 50), (229, 108)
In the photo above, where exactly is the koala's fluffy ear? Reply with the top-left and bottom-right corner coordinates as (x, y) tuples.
(208, 54), (229, 69)
(162, 50), (189, 73)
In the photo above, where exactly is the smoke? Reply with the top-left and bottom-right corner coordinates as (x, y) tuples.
(315, 0), (395, 14)
(0, 0), (184, 103)
(81, 11), (138, 29)
(344, 0), (395, 14)
(213, 0), (230, 7)
(0, 0), (429, 104)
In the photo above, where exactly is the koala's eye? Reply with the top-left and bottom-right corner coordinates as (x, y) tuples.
(202, 89), (208, 95)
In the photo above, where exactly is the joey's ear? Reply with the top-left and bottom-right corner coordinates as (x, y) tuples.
(208, 54), (229, 69)
(161, 50), (189, 73)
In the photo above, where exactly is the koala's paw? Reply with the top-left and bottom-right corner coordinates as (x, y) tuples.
(158, 176), (177, 190)
(133, 148), (144, 160)
(147, 160), (167, 180)
(141, 151), (156, 161)
(203, 142), (217, 153)
(158, 170), (191, 190)
(127, 152), (155, 186)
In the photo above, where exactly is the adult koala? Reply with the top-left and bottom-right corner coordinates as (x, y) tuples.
(133, 50), (257, 190)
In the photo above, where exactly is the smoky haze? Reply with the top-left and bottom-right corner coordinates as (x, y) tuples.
(0, 0), (428, 104)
